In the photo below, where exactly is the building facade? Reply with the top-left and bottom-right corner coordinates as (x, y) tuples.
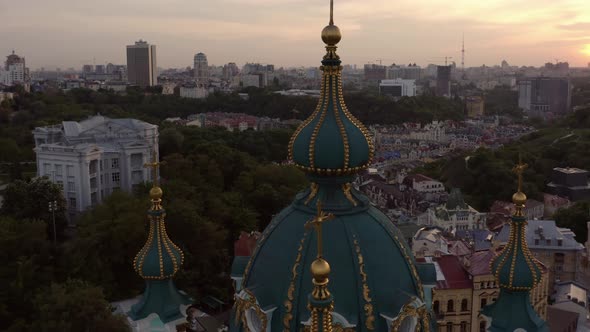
(193, 52), (209, 84)
(430, 251), (549, 332)
(465, 96), (484, 118)
(1, 51), (27, 86)
(418, 189), (486, 231)
(379, 79), (417, 97)
(518, 78), (571, 117)
(33, 116), (158, 219)
(436, 66), (452, 98)
(126, 40), (157, 87)
(546, 167), (590, 202)
(179, 84), (209, 99)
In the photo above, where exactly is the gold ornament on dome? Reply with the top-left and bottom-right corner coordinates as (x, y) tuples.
(389, 298), (431, 332)
(233, 289), (268, 332)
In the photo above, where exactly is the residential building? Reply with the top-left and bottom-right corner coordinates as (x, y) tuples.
(430, 252), (549, 332)
(193, 52), (209, 84)
(436, 65), (451, 98)
(518, 77), (571, 117)
(546, 167), (590, 202)
(495, 219), (585, 291)
(223, 62), (239, 80)
(547, 307), (579, 332)
(386, 64), (421, 80)
(543, 193), (571, 217)
(405, 174), (445, 193)
(379, 79), (417, 97)
(1, 51), (27, 86)
(179, 83), (209, 99)
(465, 96), (484, 118)
(490, 199), (544, 220)
(364, 64), (387, 81)
(126, 40), (157, 87)
(33, 116), (158, 220)
(412, 227), (449, 258)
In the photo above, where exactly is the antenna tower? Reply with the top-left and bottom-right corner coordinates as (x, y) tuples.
(461, 34), (465, 72)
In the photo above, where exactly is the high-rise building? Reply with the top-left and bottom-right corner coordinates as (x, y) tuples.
(95, 65), (105, 74)
(386, 64), (422, 80)
(126, 40), (157, 87)
(364, 63), (387, 81)
(518, 77), (571, 117)
(82, 65), (94, 74)
(1, 51), (27, 86)
(193, 52), (209, 84)
(223, 62), (239, 80)
(436, 65), (452, 98)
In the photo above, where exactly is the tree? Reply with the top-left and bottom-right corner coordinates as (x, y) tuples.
(1, 178), (67, 240)
(63, 191), (147, 299)
(0, 217), (54, 331)
(554, 201), (590, 243)
(159, 127), (185, 156)
(29, 279), (130, 332)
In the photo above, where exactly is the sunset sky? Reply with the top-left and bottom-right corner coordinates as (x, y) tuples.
(2, 0), (590, 69)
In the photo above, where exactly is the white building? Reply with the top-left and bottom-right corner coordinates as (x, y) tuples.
(417, 188), (486, 232)
(412, 227), (449, 258)
(33, 116), (158, 220)
(379, 79), (416, 97)
(405, 174), (446, 193)
(179, 84), (209, 99)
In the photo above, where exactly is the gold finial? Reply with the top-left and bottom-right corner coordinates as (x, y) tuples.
(512, 154), (528, 216)
(329, 0), (334, 25)
(321, 0), (341, 47)
(144, 148), (165, 206)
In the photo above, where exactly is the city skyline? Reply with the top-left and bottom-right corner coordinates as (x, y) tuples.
(2, 0), (590, 69)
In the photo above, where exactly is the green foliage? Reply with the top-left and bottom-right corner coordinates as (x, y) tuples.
(484, 85), (523, 118)
(63, 191), (147, 299)
(554, 201), (590, 243)
(30, 279), (130, 332)
(1, 177), (67, 240)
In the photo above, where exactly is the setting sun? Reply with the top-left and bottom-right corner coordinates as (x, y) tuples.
(582, 44), (590, 56)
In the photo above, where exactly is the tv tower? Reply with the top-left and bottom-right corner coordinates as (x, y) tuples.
(461, 33), (466, 79)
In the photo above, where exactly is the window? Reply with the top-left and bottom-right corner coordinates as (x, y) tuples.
(100, 160), (103, 171)
(69, 197), (77, 210)
(460, 321), (468, 332)
(91, 192), (97, 205)
(68, 181), (75, 192)
(479, 321), (486, 332)
(546, 239), (551, 246)
(55, 164), (63, 176)
(66, 165), (74, 177)
(558, 239), (563, 246)
(433, 301), (440, 314)
(535, 239), (539, 245)
(461, 299), (468, 312)
(111, 158), (119, 169)
(90, 177), (97, 189)
(44, 163), (51, 176)
(446, 322), (453, 332)
(131, 153), (143, 169)
(112, 172), (120, 184)
(447, 300), (454, 312)
(480, 298), (487, 308)
(89, 160), (98, 174)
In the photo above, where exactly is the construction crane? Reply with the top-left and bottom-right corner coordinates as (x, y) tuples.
(429, 56), (454, 66)
(375, 58), (397, 66)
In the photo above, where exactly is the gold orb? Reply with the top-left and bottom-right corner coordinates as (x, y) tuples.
(150, 186), (163, 199)
(512, 191), (527, 205)
(311, 258), (331, 280)
(321, 25), (341, 45)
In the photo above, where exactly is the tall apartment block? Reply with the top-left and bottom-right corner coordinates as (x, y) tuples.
(126, 40), (157, 87)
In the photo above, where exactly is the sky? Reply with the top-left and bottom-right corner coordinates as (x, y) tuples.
(2, 0), (590, 70)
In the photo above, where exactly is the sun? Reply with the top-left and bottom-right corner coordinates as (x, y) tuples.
(582, 44), (590, 56)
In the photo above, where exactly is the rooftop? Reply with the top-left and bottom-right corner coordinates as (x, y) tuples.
(495, 220), (584, 251)
(554, 167), (588, 174)
(433, 255), (472, 289)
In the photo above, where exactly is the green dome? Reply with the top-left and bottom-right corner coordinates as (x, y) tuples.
(490, 215), (542, 291)
(232, 180), (429, 331)
(134, 208), (184, 279)
(288, 57), (374, 176)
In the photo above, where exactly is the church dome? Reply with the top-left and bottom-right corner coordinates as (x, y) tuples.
(231, 3), (431, 331)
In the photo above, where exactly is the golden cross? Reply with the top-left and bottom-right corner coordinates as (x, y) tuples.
(144, 149), (164, 187)
(305, 201), (335, 259)
(329, 0), (334, 25)
(512, 154), (528, 193)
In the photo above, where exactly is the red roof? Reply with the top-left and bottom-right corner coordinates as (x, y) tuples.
(234, 231), (261, 256)
(406, 173), (435, 183)
(469, 250), (496, 276)
(435, 255), (472, 289)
